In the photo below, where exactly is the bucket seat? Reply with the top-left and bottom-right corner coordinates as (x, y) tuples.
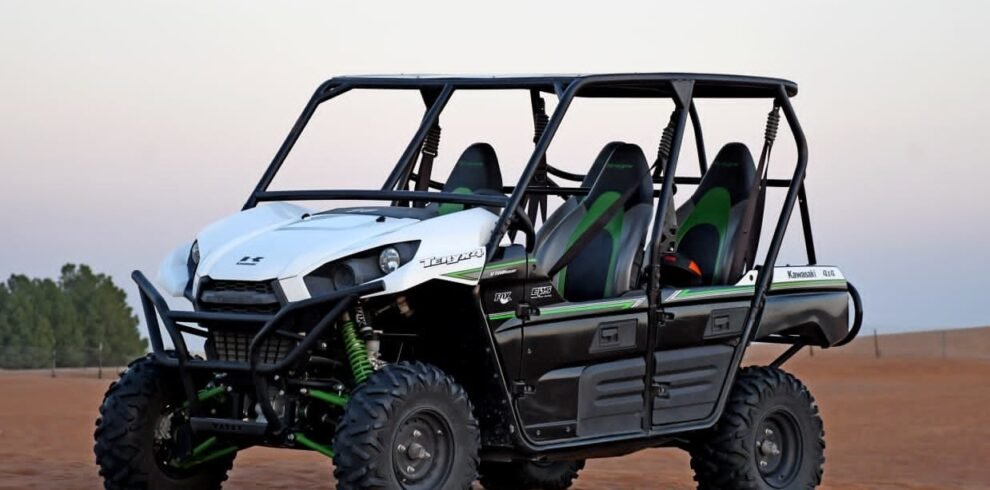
(435, 143), (504, 215)
(534, 141), (624, 248)
(535, 143), (654, 302)
(674, 142), (762, 285)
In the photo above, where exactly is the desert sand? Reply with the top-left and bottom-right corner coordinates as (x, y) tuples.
(0, 328), (987, 489)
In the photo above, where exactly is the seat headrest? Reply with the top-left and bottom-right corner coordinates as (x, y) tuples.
(694, 142), (756, 206)
(443, 143), (503, 194)
(582, 141), (626, 187)
(583, 143), (653, 209)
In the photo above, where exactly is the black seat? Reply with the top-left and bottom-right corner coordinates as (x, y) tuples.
(535, 141), (624, 248)
(674, 142), (761, 285)
(535, 143), (654, 302)
(435, 143), (503, 215)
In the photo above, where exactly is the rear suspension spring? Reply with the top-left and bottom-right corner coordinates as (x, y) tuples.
(341, 316), (373, 384)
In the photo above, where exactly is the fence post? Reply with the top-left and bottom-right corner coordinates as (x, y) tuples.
(98, 342), (104, 380)
(51, 345), (57, 378)
(873, 329), (881, 359)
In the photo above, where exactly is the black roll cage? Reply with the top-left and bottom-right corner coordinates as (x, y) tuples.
(240, 73), (817, 331)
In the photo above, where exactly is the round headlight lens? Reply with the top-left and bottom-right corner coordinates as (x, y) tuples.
(190, 240), (200, 264)
(378, 247), (401, 274)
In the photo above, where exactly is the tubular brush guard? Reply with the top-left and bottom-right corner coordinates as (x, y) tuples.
(131, 270), (384, 432)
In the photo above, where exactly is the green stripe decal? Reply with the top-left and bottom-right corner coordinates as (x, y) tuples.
(487, 311), (517, 321)
(444, 257), (531, 281)
(670, 279), (847, 302)
(487, 298), (639, 321)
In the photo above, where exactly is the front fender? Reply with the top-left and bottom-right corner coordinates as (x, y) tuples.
(157, 242), (193, 297)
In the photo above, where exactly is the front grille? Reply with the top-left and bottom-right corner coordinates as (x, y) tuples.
(210, 329), (297, 364)
(198, 279), (281, 314)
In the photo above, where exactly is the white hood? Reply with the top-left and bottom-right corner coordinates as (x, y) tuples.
(199, 213), (419, 282)
(159, 202), (498, 302)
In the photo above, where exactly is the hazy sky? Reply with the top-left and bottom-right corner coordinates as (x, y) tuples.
(1, 1), (988, 337)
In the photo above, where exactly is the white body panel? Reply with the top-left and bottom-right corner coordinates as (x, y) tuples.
(157, 242), (193, 297)
(159, 204), (498, 302)
(733, 265), (846, 286)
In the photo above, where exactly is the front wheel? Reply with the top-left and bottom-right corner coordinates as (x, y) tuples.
(94, 355), (235, 490)
(332, 361), (480, 490)
(690, 366), (825, 490)
(479, 459), (585, 490)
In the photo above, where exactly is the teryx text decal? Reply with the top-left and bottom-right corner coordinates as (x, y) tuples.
(420, 248), (485, 268)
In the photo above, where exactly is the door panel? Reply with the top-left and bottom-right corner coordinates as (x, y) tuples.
(521, 309), (647, 387)
(518, 300), (649, 442)
(577, 357), (646, 437)
(651, 343), (735, 425)
(651, 295), (748, 428)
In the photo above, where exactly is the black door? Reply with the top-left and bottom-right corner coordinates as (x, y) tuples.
(651, 293), (749, 428)
(517, 292), (650, 443)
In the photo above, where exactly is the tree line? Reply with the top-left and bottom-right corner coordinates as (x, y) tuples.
(0, 264), (147, 369)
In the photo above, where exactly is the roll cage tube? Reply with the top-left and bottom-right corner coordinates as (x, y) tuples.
(386, 85), (455, 194)
(689, 101), (708, 174)
(642, 81), (694, 431)
(243, 82), (352, 210)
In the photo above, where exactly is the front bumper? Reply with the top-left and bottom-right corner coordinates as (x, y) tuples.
(132, 270), (383, 434)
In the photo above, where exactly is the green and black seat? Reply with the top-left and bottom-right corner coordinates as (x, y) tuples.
(535, 141), (624, 249)
(674, 142), (761, 285)
(434, 143), (504, 216)
(535, 143), (654, 302)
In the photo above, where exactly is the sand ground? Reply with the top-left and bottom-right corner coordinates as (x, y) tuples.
(1, 331), (988, 489)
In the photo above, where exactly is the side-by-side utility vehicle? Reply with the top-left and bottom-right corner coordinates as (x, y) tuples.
(95, 73), (863, 490)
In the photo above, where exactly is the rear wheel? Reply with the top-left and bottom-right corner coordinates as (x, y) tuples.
(689, 366), (824, 490)
(332, 361), (480, 490)
(94, 355), (235, 490)
(479, 459), (585, 490)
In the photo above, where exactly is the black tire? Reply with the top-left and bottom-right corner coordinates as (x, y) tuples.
(690, 366), (825, 490)
(333, 361), (480, 490)
(479, 459), (585, 490)
(94, 355), (235, 490)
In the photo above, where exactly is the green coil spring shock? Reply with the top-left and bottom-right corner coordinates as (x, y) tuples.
(340, 316), (373, 384)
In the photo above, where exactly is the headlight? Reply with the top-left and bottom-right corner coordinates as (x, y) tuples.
(304, 241), (420, 296)
(190, 240), (201, 265)
(378, 247), (401, 274)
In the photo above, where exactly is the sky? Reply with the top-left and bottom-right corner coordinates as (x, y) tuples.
(1, 1), (988, 339)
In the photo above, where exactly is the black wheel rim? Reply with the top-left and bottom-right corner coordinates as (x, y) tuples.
(755, 409), (803, 488)
(152, 402), (195, 477)
(392, 408), (454, 489)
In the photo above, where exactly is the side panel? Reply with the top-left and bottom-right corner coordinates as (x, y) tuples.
(577, 357), (646, 437)
(517, 306), (649, 443)
(651, 344), (735, 425)
(756, 290), (849, 346)
(652, 300), (749, 427)
(648, 284), (849, 428)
